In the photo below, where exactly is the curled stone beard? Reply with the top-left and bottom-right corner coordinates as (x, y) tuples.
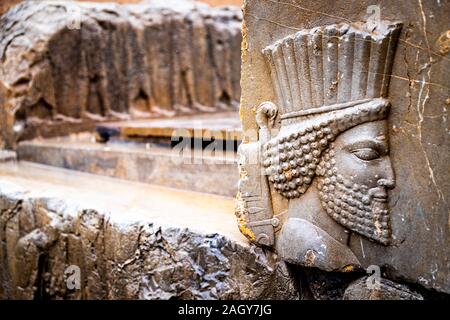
(316, 144), (391, 245)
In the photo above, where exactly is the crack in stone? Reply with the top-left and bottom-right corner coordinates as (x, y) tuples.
(416, 0), (446, 206)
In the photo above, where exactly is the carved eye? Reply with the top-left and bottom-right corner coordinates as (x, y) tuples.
(352, 148), (380, 161)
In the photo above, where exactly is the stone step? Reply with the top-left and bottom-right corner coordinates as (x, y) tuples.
(0, 150), (16, 163)
(0, 161), (288, 299)
(17, 131), (239, 197)
(0, 161), (241, 242)
(95, 112), (242, 142)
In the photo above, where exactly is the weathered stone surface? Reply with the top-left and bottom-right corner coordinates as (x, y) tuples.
(0, 161), (299, 299)
(96, 111), (242, 140)
(0, 0), (21, 16)
(16, 131), (239, 197)
(238, 0), (449, 294)
(343, 276), (423, 300)
(0, 150), (16, 163)
(0, 0), (242, 148)
(0, 1), (243, 16)
(1, 162), (446, 300)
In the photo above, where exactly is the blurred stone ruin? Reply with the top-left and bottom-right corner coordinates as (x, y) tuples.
(0, 0), (242, 148)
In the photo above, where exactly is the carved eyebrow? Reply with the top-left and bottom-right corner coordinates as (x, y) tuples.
(345, 140), (388, 155)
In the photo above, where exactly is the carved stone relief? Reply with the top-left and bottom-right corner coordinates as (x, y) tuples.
(236, 21), (403, 271)
(238, 0), (450, 295)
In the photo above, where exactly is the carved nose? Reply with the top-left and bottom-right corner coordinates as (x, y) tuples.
(378, 179), (395, 189)
(382, 158), (395, 188)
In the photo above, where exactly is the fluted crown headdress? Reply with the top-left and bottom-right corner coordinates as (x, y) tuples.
(262, 21), (402, 119)
(262, 20), (402, 201)
(260, 21), (402, 245)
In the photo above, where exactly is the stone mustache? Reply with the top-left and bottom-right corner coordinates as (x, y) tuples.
(236, 21), (402, 271)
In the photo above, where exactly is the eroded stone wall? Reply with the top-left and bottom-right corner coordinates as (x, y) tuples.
(0, 1), (243, 16)
(239, 0), (449, 296)
(0, 177), (298, 300)
(0, 0), (242, 148)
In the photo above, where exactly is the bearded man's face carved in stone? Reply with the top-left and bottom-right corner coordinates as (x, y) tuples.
(316, 120), (396, 244)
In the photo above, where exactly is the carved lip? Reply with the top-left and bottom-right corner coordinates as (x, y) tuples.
(370, 188), (388, 202)
(372, 194), (388, 202)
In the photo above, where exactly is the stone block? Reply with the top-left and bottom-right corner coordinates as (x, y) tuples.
(236, 0), (449, 294)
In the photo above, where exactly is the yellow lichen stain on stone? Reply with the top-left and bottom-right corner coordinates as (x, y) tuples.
(284, 170), (292, 180)
(343, 265), (354, 272)
(238, 218), (255, 241)
(235, 192), (245, 216)
(241, 8), (248, 62)
(239, 102), (245, 122)
(374, 219), (383, 237)
(239, 6), (247, 125)
(235, 191), (255, 241)
(304, 249), (316, 267)
(436, 30), (450, 55)
(239, 166), (248, 180)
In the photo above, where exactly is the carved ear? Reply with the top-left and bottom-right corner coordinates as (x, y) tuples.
(256, 101), (278, 130)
